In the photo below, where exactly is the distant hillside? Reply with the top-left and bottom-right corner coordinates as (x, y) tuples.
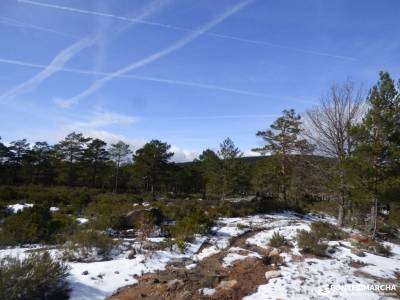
(177, 154), (332, 166)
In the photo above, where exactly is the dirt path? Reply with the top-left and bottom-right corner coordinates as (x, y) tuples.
(108, 230), (275, 300)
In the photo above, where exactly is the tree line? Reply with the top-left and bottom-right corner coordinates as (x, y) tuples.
(0, 72), (399, 234)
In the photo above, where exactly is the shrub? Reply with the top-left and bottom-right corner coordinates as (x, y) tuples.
(171, 211), (214, 242)
(0, 252), (70, 300)
(175, 238), (187, 253)
(310, 221), (349, 241)
(236, 223), (246, 230)
(269, 232), (288, 248)
(84, 196), (134, 230)
(0, 205), (59, 246)
(297, 229), (327, 256)
(352, 239), (392, 257)
(63, 230), (118, 262)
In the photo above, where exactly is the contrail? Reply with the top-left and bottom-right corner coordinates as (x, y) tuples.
(0, 16), (79, 38)
(18, 0), (356, 61)
(0, 57), (313, 104)
(54, 0), (256, 108)
(1, 1), (169, 103)
(0, 38), (95, 103)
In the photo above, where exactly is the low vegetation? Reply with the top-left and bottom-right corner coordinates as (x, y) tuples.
(297, 221), (349, 256)
(268, 232), (289, 248)
(310, 221), (349, 241)
(63, 230), (118, 262)
(0, 205), (59, 246)
(0, 252), (70, 300)
(297, 229), (328, 256)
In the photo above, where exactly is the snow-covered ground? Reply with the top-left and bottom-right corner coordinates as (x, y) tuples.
(1, 211), (399, 300)
(7, 203), (34, 213)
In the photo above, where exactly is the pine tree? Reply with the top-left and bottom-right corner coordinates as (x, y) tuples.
(351, 72), (400, 238)
(28, 142), (54, 185)
(54, 132), (90, 186)
(253, 109), (314, 202)
(218, 138), (244, 199)
(109, 141), (132, 193)
(8, 139), (30, 184)
(133, 140), (173, 198)
(82, 138), (109, 187)
(197, 149), (222, 198)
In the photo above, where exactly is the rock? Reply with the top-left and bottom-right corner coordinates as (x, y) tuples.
(81, 270), (89, 275)
(114, 271), (119, 274)
(268, 248), (281, 257)
(167, 279), (184, 291)
(217, 279), (237, 290)
(350, 234), (369, 245)
(265, 270), (282, 281)
(97, 273), (104, 279)
(351, 247), (366, 257)
(127, 249), (136, 259)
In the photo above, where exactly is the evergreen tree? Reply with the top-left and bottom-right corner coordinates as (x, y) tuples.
(218, 138), (245, 199)
(8, 139), (30, 184)
(28, 142), (54, 185)
(133, 140), (173, 197)
(0, 137), (12, 184)
(197, 149), (222, 197)
(351, 72), (400, 238)
(109, 141), (132, 193)
(253, 109), (314, 202)
(54, 132), (90, 186)
(83, 138), (109, 187)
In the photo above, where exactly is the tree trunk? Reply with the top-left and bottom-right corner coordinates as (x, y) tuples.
(114, 163), (119, 193)
(337, 166), (346, 227)
(370, 197), (378, 239)
(337, 202), (344, 227)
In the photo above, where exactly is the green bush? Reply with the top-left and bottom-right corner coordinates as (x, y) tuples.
(0, 252), (70, 300)
(0, 205), (59, 246)
(63, 230), (118, 262)
(269, 232), (288, 247)
(310, 221), (349, 241)
(171, 211), (214, 242)
(352, 239), (392, 257)
(297, 229), (327, 256)
(175, 238), (187, 253)
(84, 195), (135, 230)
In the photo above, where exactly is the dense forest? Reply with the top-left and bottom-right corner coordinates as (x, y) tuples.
(1, 71), (400, 233)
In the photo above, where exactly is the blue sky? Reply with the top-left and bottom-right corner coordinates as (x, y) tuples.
(0, 0), (399, 161)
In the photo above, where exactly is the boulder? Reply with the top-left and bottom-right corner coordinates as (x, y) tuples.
(81, 270), (89, 275)
(265, 270), (282, 281)
(351, 247), (366, 257)
(217, 279), (237, 290)
(127, 249), (136, 259)
(167, 279), (184, 291)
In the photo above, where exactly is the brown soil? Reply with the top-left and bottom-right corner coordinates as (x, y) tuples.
(108, 230), (276, 300)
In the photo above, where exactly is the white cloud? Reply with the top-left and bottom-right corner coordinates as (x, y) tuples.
(170, 145), (199, 162)
(48, 109), (197, 162)
(64, 109), (140, 130)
